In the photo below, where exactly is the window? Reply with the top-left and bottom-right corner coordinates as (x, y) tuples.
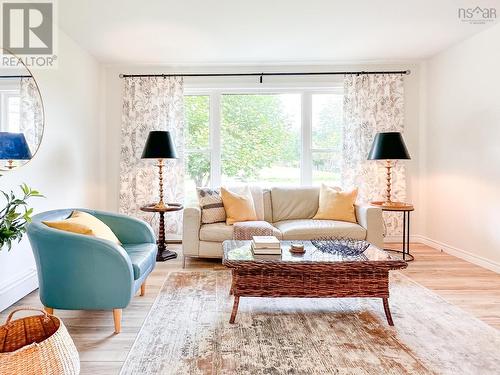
(184, 95), (210, 203)
(183, 87), (343, 199)
(221, 94), (301, 187)
(0, 92), (21, 133)
(311, 94), (343, 185)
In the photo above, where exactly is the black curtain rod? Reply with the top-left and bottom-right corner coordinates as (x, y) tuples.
(119, 70), (411, 80)
(0, 75), (31, 78)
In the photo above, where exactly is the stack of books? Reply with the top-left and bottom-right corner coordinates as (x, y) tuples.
(251, 236), (281, 255)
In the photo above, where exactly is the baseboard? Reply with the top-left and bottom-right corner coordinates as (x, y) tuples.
(0, 268), (38, 312)
(411, 235), (500, 274)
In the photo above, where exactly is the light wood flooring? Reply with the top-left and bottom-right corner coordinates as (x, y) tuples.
(1, 243), (499, 374)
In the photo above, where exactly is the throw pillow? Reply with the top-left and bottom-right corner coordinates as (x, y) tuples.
(220, 186), (258, 225)
(313, 184), (358, 223)
(43, 210), (121, 244)
(196, 187), (226, 224)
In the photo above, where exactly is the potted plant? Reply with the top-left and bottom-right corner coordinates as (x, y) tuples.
(0, 183), (43, 251)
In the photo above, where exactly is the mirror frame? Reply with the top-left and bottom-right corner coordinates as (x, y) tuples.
(0, 47), (45, 171)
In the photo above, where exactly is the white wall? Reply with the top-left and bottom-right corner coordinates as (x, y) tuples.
(421, 23), (500, 271)
(0, 30), (104, 311)
(103, 63), (423, 235)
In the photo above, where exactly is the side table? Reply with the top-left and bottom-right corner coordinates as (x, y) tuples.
(371, 202), (414, 261)
(140, 203), (183, 262)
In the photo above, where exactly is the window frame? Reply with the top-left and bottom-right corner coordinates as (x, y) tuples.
(310, 92), (344, 186)
(184, 84), (343, 188)
(0, 90), (21, 133)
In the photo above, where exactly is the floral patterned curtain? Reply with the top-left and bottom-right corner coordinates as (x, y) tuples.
(120, 77), (185, 235)
(341, 74), (406, 235)
(20, 77), (43, 154)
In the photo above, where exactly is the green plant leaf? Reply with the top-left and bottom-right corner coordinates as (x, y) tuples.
(0, 184), (44, 251)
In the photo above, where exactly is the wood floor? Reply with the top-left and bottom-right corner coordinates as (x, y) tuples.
(2, 243), (499, 374)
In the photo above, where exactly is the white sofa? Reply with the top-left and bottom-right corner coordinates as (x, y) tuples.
(182, 186), (384, 261)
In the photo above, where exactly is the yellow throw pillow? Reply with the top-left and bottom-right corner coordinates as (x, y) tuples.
(313, 184), (358, 223)
(220, 187), (257, 225)
(43, 210), (121, 245)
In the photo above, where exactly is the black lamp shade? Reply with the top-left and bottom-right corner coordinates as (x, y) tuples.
(141, 131), (177, 159)
(0, 132), (32, 160)
(367, 132), (410, 160)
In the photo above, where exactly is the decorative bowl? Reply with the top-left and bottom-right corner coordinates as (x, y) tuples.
(311, 238), (370, 257)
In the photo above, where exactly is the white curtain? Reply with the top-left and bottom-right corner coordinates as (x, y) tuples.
(120, 77), (185, 235)
(20, 77), (43, 154)
(341, 74), (406, 235)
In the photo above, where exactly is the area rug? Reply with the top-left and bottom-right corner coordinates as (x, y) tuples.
(120, 271), (500, 375)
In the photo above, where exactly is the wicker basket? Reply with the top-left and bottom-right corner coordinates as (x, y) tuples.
(0, 307), (80, 375)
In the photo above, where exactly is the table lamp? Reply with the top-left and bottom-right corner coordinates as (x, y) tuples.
(367, 131), (410, 207)
(0, 132), (32, 169)
(141, 130), (178, 209)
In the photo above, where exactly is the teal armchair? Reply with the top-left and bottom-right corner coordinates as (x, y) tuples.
(27, 209), (157, 333)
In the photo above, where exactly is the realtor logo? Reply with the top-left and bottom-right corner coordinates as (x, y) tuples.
(458, 6), (497, 24)
(2, 2), (53, 54)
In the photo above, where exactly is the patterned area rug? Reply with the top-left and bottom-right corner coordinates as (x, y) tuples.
(121, 271), (500, 375)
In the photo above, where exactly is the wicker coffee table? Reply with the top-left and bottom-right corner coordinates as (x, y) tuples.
(222, 240), (407, 326)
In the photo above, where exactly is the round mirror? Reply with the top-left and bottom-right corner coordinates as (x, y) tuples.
(0, 48), (44, 171)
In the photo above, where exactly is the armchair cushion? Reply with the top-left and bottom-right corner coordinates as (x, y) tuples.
(122, 243), (157, 280)
(90, 210), (156, 244)
(43, 210), (121, 245)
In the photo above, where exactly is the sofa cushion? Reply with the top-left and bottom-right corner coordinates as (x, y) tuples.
(199, 222), (234, 242)
(313, 185), (358, 223)
(225, 185), (264, 220)
(221, 187), (258, 225)
(273, 219), (366, 241)
(197, 187), (226, 224)
(271, 186), (320, 222)
(122, 243), (157, 280)
(263, 189), (273, 223)
(249, 185), (265, 221)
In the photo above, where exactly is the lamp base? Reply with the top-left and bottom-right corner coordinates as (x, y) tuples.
(157, 249), (178, 262)
(153, 202), (170, 210)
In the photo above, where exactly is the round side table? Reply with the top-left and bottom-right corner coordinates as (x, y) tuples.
(140, 203), (183, 262)
(371, 202), (414, 262)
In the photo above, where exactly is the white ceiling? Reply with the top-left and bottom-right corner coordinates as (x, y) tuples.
(58, 0), (500, 65)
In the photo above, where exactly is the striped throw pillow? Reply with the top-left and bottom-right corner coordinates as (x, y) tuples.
(197, 188), (227, 224)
